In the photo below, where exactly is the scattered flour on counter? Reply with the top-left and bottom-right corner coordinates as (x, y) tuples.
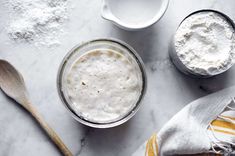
(5, 0), (69, 46)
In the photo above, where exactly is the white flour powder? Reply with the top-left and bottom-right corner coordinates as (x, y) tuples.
(175, 12), (235, 75)
(5, 0), (68, 46)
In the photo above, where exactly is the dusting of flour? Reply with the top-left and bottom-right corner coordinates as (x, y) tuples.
(5, 0), (68, 46)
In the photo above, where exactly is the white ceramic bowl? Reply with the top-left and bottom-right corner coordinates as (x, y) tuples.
(101, 0), (169, 31)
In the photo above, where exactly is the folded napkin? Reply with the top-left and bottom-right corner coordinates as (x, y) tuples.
(132, 86), (235, 156)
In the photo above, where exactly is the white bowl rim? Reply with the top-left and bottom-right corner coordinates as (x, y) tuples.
(101, 0), (169, 30)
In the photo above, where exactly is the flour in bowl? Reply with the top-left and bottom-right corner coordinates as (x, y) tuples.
(174, 11), (235, 75)
(64, 49), (143, 123)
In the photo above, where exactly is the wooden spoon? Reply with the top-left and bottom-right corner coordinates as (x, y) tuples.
(0, 60), (73, 156)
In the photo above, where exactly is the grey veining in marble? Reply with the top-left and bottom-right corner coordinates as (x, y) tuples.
(1, 0), (235, 156)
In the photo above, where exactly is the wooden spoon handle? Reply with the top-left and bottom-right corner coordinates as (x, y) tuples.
(24, 102), (73, 156)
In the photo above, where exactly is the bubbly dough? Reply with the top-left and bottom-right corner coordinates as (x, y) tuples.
(64, 49), (143, 123)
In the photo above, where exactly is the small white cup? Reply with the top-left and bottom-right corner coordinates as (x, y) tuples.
(101, 0), (169, 31)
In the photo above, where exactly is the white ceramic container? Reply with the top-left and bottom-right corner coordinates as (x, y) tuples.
(101, 0), (169, 31)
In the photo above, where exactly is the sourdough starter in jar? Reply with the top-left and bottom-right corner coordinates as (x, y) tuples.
(64, 49), (143, 123)
(174, 11), (235, 76)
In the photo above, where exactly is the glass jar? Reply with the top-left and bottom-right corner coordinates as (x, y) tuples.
(57, 38), (147, 128)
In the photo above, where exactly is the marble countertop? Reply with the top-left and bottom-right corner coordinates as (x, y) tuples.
(1, 0), (235, 155)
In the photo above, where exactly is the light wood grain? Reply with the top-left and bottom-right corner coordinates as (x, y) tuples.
(0, 60), (73, 156)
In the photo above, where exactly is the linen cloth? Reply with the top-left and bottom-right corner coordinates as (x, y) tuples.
(132, 86), (235, 156)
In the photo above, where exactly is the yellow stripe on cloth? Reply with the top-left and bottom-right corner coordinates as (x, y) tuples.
(211, 119), (235, 131)
(145, 133), (158, 156)
(208, 127), (235, 136)
(145, 133), (222, 156)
